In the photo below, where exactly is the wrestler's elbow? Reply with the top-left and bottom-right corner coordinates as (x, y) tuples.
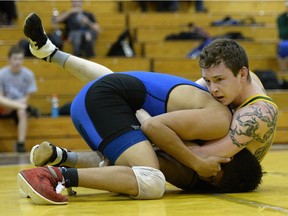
(141, 118), (161, 137)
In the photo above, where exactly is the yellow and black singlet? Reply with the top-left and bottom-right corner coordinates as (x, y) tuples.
(236, 94), (278, 111)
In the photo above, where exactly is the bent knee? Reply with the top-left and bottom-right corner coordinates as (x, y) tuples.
(131, 166), (166, 199)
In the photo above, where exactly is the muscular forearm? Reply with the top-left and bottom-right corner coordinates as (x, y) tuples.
(187, 137), (240, 159)
(142, 119), (203, 171)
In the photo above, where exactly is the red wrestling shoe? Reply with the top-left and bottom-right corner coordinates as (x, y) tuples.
(17, 166), (68, 205)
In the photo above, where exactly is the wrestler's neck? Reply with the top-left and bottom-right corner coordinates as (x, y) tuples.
(230, 76), (265, 110)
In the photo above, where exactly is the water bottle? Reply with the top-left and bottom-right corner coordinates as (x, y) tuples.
(51, 93), (59, 118)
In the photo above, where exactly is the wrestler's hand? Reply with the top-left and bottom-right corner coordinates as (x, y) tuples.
(196, 156), (230, 177)
(136, 108), (152, 124)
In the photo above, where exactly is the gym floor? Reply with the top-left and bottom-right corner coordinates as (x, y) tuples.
(0, 145), (287, 216)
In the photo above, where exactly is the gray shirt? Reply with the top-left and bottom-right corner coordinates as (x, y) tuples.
(0, 66), (37, 99)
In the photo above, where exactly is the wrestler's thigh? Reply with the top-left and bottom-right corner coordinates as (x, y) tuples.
(115, 140), (159, 169)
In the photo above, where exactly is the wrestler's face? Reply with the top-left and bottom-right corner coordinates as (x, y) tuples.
(9, 52), (24, 73)
(202, 62), (245, 107)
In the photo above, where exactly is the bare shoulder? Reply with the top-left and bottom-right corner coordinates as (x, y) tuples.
(168, 85), (220, 110)
(229, 101), (278, 161)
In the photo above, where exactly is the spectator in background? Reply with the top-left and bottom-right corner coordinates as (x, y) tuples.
(53, 0), (101, 58)
(276, 2), (288, 71)
(138, 1), (179, 12)
(0, 45), (38, 152)
(194, 0), (207, 13)
(0, 0), (18, 25)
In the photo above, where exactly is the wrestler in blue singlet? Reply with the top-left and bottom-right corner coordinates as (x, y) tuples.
(70, 71), (208, 163)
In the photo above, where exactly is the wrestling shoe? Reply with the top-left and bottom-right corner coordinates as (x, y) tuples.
(17, 166), (68, 205)
(23, 13), (57, 61)
(30, 141), (68, 167)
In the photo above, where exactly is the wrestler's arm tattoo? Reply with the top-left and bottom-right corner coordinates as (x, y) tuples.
(229, 103), (278, 161)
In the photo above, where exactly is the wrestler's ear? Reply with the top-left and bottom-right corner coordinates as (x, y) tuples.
(239, 67), (248, 80)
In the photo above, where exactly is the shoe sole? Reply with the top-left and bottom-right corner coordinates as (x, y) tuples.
(23, 13), (47, 50)
(17, 173), (68, 205)
(23, 13), (36, 40)
(23, 13), (40, 38)
(31, 142), (53, 166)
(19, 186), (30, 198)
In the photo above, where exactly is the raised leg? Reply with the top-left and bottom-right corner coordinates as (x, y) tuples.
(23, 13), (113, 84)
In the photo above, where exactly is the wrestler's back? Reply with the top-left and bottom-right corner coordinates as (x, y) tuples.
(167, 84), (228, 113)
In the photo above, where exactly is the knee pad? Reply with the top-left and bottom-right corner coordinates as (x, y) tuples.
(131, 166), (166, 200)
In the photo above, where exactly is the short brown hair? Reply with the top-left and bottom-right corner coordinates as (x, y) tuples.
(199, 38), (249, 77)
(8, 45), (25, 58)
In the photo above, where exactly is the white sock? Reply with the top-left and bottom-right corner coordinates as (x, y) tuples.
(29, 39), (56, 59)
